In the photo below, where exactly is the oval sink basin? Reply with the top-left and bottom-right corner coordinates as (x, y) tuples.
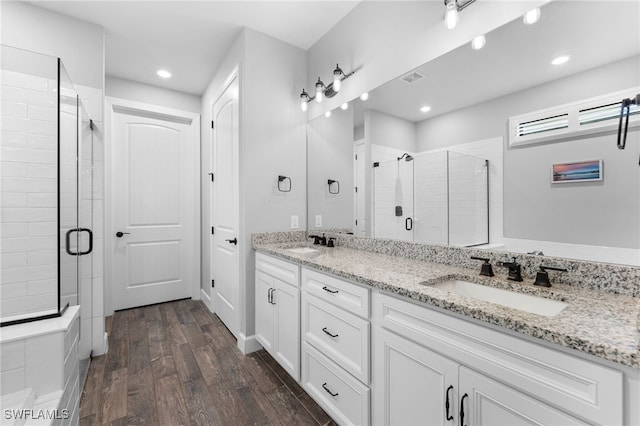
(287, 247), (319, 254)
(431, 280), (568, 317)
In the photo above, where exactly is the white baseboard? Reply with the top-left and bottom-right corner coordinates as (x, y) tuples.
(200, 288), (212, 311)
(237, 333), (262, 355)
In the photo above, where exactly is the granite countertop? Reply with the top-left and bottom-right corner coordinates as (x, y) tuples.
(253, 241), (640, 369)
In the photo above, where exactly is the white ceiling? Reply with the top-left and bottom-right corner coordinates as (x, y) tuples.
(354, 0), (640, 126)
(29, 0), (361, 95)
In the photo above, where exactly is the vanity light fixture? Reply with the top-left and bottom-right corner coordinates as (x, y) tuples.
(551, 55), (571, 66)
(360, 92), (369, 101)
(341, 102), (349, 110)
(471, 34), (486, 50)
(523, 7), (541, 25)
(420, 105), (432, 113)
(157, 69), (172, 79)
(444, 0), (477, 30)
(299, 63), (356, 111)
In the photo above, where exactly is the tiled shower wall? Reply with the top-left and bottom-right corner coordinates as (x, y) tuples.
(1, 70), (59, 320)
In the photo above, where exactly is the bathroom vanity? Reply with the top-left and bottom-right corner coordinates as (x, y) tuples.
(253, 234), (640, 426)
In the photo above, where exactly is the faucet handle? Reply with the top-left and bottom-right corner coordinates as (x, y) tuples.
(534, 265), (567, 287)
(308, 235), (321, 245)
(470, 256), (494, 277)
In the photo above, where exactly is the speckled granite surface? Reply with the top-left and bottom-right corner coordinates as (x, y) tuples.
(253, 239), (640, 369)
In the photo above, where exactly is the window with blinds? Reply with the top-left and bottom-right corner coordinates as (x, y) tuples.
(508, 87), (640, 147)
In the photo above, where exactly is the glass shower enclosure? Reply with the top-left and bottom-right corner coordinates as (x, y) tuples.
(1, 45), (95, 363)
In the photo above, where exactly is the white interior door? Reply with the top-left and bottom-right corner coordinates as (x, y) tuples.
(110, 103), (197, 310)
(211, 72), (240, 336)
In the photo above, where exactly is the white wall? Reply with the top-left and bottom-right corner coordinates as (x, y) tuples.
(305, 0), (548, 120)
(367, 109), (416, 153)
(201, 28), (307, 348)
(106, 76), (201, 114)
(415, 56), (640, 249)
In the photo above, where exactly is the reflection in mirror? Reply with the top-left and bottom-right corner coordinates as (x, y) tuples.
(307, 0), (640, 265)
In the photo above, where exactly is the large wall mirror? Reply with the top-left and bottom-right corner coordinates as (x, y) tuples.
(307, 0), (640, 265)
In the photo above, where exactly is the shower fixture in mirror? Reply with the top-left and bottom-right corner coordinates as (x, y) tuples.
(306, 0), (640, 265)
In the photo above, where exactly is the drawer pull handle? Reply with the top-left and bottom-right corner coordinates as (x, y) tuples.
(445, 385), (454, 421)
(322, 286), (339, 294)
(459, 393), (468, 426)
(322, 382), (339, 397)
(322, 327), (339, 338)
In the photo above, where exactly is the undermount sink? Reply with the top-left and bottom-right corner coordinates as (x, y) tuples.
(430, 280), (568, 317)
(286, 247), (319, 254)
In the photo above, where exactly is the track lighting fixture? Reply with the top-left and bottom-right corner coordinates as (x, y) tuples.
(443, 0), (477, 30)
(299, 63), (355, 111)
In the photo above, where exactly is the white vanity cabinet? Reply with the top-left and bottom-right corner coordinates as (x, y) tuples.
(373, 292), (623, 426)
(254, 253), (300, 380)
(301, 268), (371, 426)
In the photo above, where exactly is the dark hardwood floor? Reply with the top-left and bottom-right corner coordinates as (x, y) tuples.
(79, 299), (335, 425)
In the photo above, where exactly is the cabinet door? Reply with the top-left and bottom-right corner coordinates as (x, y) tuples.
(458, 366), (588, 426)
(373, 327), (458, 426)
(255, 270), (275, 353)
(273, 279), (300, 380)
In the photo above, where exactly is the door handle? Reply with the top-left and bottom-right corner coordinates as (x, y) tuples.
(459, 393), (468, 426)
(445, 385), (454, 421)
(78, 228), (93, 255)
(116, 231), (130, 238)
(226, 238), (238, 245)
(322, 382), (339, 397)
(66, 228), (93, 255)
(405, 217), (413, 231)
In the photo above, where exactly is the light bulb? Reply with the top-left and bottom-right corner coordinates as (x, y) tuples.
(445, 0), (459, 30)
(360, 92), (369, 101)
(333, 64), (344, 93)
(471, 34), (486, 50)
(333, 77), (341, 93)
(301, 100), (308, 112)
(523, 8), (541, 25)
(341, 103), (349, 110)
(325, 111), (332, 118)
(300, 89), (310, 111)
(551, 55), (570, 66)
(315, 78), (325, 103)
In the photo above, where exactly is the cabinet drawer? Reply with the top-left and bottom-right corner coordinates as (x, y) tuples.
(302, 293), (370, 384)
(302, 342), (370, 426)
(374, 292), (623, 426)
(256, 253), (299, 287)
(302, 268), (369, 318)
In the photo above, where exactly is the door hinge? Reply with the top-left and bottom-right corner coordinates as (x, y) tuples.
(211, 120), (214, 129)
(211, 279), (215, 288)
(355, 187), (358, 193)
(211, 227), (215, 235)
(208, 172), (214, 182)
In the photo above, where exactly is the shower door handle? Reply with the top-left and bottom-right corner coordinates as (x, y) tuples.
(78, 228), (93, 255)
(65, 228), (93, 255)
(405, 217), (413, 231)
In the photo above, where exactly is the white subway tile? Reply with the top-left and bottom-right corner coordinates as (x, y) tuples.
(28, 163), (56, 178)
(0, 281), (28, 298)
(27, 193), (56, 208)
(0, 367), (25, 394)
(28, 250), (56, 266)
(28, 134), (57, 151)
(2, 177), (56, 192)
(2, 264), (56, 284)
(1, 236), (56, 254)
(2, 117), (56, 136)
(0, 131), (28, 147)
(1, 207), (56, 223)
(28, 278), (57, 296)
(0, 85), (56, 107)
(1, 223), (28, 238)
(1, 101), (28, 118)
(1, 192), (28, 207)
(92, 277), (104, 317)
(0, 292), (57, 318)
(28, 222), (57, 237)
(1, 252), (27, 268)
(26, 332), (63, 394)
(28, 104), (57, 122)
(1, 146), (57, 164)
(1, 162), (27, 177)
(0, 70), (49, 92)
(1, 340), (25, 371)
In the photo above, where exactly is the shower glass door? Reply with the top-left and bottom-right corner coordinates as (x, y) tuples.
(373, 159), (414, 241)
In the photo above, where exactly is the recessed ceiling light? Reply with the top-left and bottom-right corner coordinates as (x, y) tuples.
(551, 55), (571, 66)
(360, 92), (369, 101)
(420, 106), (432, 113)
(325, 111), (332, 118)
(523, 8), (541, 25)
(471, 34), (486, 50)
(341, 103), (349, 110)
(157, 69), (172, 79)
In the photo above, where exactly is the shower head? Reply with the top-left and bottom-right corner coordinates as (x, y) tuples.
(397, 153), (414, 162)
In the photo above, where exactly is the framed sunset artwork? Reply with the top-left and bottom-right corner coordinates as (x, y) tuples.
(552, 160), (603, 183)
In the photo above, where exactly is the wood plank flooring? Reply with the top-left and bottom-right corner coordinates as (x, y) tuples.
(80, 299), (335, 425)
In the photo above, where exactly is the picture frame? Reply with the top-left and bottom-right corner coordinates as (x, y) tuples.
(551, 159), (603, 183)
